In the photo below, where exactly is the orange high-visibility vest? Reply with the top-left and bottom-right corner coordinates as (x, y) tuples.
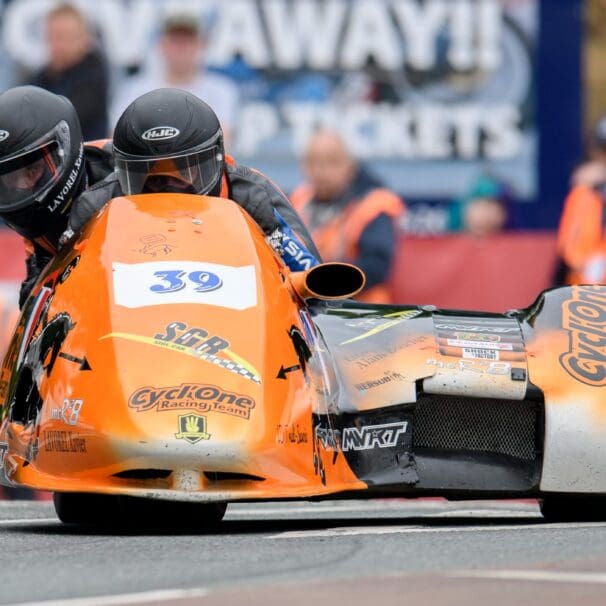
(557, 185), (606, 283)
(291, 184), (404, 303)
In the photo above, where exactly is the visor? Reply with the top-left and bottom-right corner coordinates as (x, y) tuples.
(0, 121), (69, 212)
(114, 146), (223, 196)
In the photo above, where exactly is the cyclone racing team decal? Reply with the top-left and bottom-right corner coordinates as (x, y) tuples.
(129, 383), (255, 420)
(560, 286), (606, 387)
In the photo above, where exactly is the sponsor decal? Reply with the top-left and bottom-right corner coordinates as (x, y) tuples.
(43, 430), (86, 453)
(315, 424), (340, 451)
(175, 414), (210, 444)
(347, 351), (389, 369)
(342, 421), (409, 452)
(343, 336), (429, 370)
(102, 321), (261, 384)
(47, 146), (83, 213)
(454, 332), (501, 342)
(427, 358), (513, 375)
(277, 423), (309, 445)
(50, 399), (84, 426)
(434, 323), (519, 334)
(341, 309), (423, 345)
(0, 130), (9, 142)
(129, 383), (255, 420)
(560, 286), (606, 387)
(355, 371), (405, 392)
(446, 339), (513, 350)
(136, 233), (176, 257)
(112, 261), (257, 310)
(141, 126), (180, 141)
(314, 421), (409, 452)
(462, 348), (499, 360)
(433, 314), (525, 362)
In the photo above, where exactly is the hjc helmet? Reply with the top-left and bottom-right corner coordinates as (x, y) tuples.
(0, 86), (85, 245)
(113, 88), (225, 197)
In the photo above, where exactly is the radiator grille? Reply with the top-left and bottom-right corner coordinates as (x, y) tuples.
(413, 395), (539, 460)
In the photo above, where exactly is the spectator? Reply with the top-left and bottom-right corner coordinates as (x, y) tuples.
(450, 175), (511, 238)
(28, 3), (108, 140)
(556, 175), (606, 285)
(571, 114), (606, 188)
(554, 116), (606, 285)
(110, 13), (239, 144)
(291, 129), (404, 303)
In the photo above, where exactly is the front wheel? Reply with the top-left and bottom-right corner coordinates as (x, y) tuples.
(54, 492), (227, 529)
(540, 496), (606, 522)
(53, 492), (120, 525)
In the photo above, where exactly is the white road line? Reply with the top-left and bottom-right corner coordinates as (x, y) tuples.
(227, 504), (444, 516)
(267, 521), (606, 539)
(6, 587), (209, 606)
(450, 570), (606, 584)
(227, 503), (539, 516)
(0, 518), (58, 526)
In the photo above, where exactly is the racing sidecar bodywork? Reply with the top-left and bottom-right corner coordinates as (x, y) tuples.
(0, 194), (604, 523)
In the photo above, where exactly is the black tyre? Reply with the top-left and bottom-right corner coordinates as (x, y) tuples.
(121, 497), (227, 530)
(540, 496), (606, 522)
(53, 491), (227, 529)
(53, 492), (121, 525)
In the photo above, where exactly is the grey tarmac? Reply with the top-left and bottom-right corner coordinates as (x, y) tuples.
(2, 499), (606, 605)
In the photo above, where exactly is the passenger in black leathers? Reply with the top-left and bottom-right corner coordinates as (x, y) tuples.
(62, 88), (320, 272)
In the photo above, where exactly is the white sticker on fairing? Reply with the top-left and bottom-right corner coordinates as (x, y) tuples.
(112, 261), (257, 310)
(462, 348), (499, 360)
(446, 339), (514, 351)
(0, 130), (9, 142)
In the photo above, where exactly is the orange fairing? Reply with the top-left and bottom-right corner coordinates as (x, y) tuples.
(0, 194), (365, 500)
(2, 192), (606, 509)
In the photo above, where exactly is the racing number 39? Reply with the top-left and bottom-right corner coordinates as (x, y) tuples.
(150, 270), (222, 294)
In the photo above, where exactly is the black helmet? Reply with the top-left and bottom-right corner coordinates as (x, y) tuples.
(113, 88), (225, 197)
(0, 86), (85, 244)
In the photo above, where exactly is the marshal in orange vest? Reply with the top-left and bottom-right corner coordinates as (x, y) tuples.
(557, 184), (606, 284)
(291, 178), (404, 303)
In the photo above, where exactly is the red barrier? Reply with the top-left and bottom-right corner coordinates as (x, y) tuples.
(0, 230), (26, 281)
(0, 228), (559, 316)
(391, 232), (558, 312)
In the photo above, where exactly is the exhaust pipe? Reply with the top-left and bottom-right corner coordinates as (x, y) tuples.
(290, 263), (366, 300)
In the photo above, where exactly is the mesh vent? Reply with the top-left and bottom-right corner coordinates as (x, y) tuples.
(413, 395), (538, 460)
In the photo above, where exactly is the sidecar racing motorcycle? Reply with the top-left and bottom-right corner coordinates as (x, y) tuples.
(0, 193), (604, 525)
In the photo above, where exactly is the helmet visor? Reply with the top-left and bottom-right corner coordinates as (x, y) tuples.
(114, 146), (223, 196)
(0, 123), (69, 212)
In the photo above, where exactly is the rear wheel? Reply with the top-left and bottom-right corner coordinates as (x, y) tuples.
(540, 496), (606, 522)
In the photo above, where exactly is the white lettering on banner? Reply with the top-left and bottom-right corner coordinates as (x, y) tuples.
(242, 102), (522, 159)
(112, 261), (257, 310)
(392, 0), (449, 70)
(341, 0), (403, 70)
(263, 0), (347, 70)
(209, 0), (270, 68)
(3, 0), (503, 72)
